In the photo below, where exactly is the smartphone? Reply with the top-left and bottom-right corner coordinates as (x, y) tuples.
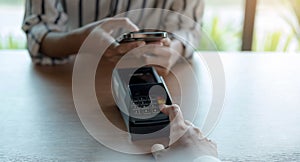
(117, 30), (168, 43)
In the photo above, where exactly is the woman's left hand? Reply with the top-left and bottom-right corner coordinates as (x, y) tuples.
(143, 38), (183, 76)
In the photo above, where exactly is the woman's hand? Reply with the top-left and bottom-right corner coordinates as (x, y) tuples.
(151, 104), (218, 161)
(84, 18), (146, 62)
(143, 38), (183, 76)
(41, 17), (145, 59)
(103, 41), (145, 62)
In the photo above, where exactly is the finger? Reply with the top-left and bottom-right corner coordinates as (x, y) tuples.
(146, 41), (163, 46)
(143, 52), (170, 69)
(184, 120), (194, 127)
(151, 144), (165, 159)
(160, 104), (184, 125)
(92, 26), (116, 46)
(107, 55), (122, 62)
(129, 44), (168, 58)
(141, 44), (181, 60)
(189, 124), (205, 138)
(161, 38), (171, 47)
(160, 104), (188, 144)
(115, 41), (145, 55)
(142, 45), (171, 57)
(210, 139), (218, 149)
(151, 144), (165, 152)
(183, 120), (205, 139)
(121, 18), (139, 31)
(154, 66), (169, 76)
(143, 55), (172, 76)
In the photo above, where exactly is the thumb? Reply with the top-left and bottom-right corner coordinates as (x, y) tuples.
(160, 104), (184, 125)
(151, 144), (166, 160)
(101, 18), (139, 33)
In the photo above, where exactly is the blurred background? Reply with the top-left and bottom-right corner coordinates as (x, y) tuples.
(0, 0), (299, 52)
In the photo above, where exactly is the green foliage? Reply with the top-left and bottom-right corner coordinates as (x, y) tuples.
(251, 0), (300, 52)
(200, 0), (300, 52)
(8, 35), (18, 49)
(198, 16), (242, 51)
(264, 31), (282, 51)
(0, 34), (26, 50)
(252, 31), (296, 52)
(283, 33), (294, 51)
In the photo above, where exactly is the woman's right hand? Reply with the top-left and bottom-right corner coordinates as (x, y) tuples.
(41, 17), (145, 59)
(151, 104), (219, 162)
(83, 18), (145, 62)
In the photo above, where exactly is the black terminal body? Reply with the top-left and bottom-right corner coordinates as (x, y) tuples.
(112, 66), (171, 140)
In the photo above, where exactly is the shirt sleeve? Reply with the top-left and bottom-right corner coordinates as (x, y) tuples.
(163, 0), (204, 59)
(22, 0), (69, 65)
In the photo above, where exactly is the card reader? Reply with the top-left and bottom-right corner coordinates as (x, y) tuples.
(112, 66), (171, 140)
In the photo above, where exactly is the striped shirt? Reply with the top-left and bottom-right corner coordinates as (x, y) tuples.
(22, 0), (204, 65)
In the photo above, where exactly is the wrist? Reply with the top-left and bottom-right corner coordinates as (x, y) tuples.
(40, 30), (85, 57)
(69, 28), (89, 45)
(62, 27), (92, 55)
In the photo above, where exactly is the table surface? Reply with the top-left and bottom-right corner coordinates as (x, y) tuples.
(1, 50), (300, 161)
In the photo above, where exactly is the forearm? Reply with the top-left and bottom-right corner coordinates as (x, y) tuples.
(40, 21), (102, 58)
(40, 29), (88, 58)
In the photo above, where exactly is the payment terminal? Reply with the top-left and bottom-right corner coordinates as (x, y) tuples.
(112, 66), (171, 140)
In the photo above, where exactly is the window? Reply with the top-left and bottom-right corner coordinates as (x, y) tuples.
(0, 0), (25, 49)
(201, 0), (300, 52)
(253, 0), (300, 52)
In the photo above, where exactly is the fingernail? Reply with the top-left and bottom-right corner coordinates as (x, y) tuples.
(151, 144), (165, 153)
(159, 104), (165, 110)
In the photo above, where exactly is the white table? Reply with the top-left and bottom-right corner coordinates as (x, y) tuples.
(0, 50), (299, 161)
